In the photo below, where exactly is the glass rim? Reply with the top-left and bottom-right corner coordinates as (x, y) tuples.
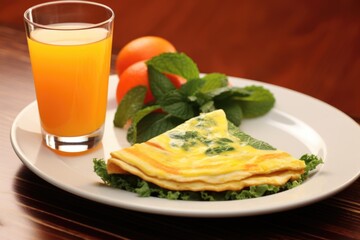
(24, 0), (114, 30)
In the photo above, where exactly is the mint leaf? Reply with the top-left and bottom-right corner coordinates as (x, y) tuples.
(210, 86), (250, 100)
(183, 74), (229, 107)
(159, 90), (196, 120)
(200, 100), (216, 113)
(228, 121), (276, 150)
(147, 52), (200, 80)
(113, 86), (146, 127)
(148, 65), (176, 101)
(237, 85), (275, 118)
(127, 105), (161, 144)
(192, 92), (211, 107)
(200, 73), (228, 93)
(132, 112), (183, 143)
(179, 78), (204, 97)
(215, 100), (243, 126)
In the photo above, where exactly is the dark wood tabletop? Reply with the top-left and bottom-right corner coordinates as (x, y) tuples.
(1, 1), (360, 239)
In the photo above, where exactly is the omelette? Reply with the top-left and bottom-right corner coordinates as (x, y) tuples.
(106, 110), (306, 192)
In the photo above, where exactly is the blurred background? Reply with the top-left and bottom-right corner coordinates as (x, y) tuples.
(1, 0), (359, 119)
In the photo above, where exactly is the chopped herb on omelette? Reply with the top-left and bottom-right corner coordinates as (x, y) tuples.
(94, 110), (322, 200)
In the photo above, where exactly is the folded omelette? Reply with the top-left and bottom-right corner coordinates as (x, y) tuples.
(107, 110), (305, 192)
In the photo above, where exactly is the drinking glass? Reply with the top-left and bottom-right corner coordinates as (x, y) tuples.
(24, 1), (114, 152)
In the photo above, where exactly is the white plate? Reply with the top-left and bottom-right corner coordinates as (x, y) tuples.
(11, 75), (360, 217)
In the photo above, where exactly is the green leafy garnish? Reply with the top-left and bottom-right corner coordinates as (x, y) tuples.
(127, 112), (184, 145)
(114, 52), (276, 144)
(300, 154), (324, 180)
(237, 85), (276, 118)
(126, 105), (161, 144)
(147, 52), (200, 80)
(113, 86), (146, 127)
(93, 153), (323, 201)
(147, 65), (176, 100)
(227, 121), (276, 150)
(199, 73), (228, 92)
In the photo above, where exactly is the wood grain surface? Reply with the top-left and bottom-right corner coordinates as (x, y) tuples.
(1, 1), (360, 239)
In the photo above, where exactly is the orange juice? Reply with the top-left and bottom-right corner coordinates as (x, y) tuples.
(27, 23), (112, 136)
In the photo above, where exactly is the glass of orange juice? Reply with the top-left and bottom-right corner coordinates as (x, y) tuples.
(24, 1), (114, 153)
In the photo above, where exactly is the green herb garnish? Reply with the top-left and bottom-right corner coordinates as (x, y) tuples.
(114, 52), (276, 145)
(113, 86), (146, 127)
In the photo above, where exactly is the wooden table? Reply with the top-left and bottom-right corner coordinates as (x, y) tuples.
(1, 4), (360, 238)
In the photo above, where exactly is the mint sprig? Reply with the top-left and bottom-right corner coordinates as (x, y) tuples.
(128, 112), (183, 144)
(126, 105), (161, 144)
(114, 52), (276, 144)
(159, 90), (197, 120)
(147, 65), (176, 101)
(113, 86), (146, 127)
(147, 52), (199, 80)
(237, 85), (276, 118)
